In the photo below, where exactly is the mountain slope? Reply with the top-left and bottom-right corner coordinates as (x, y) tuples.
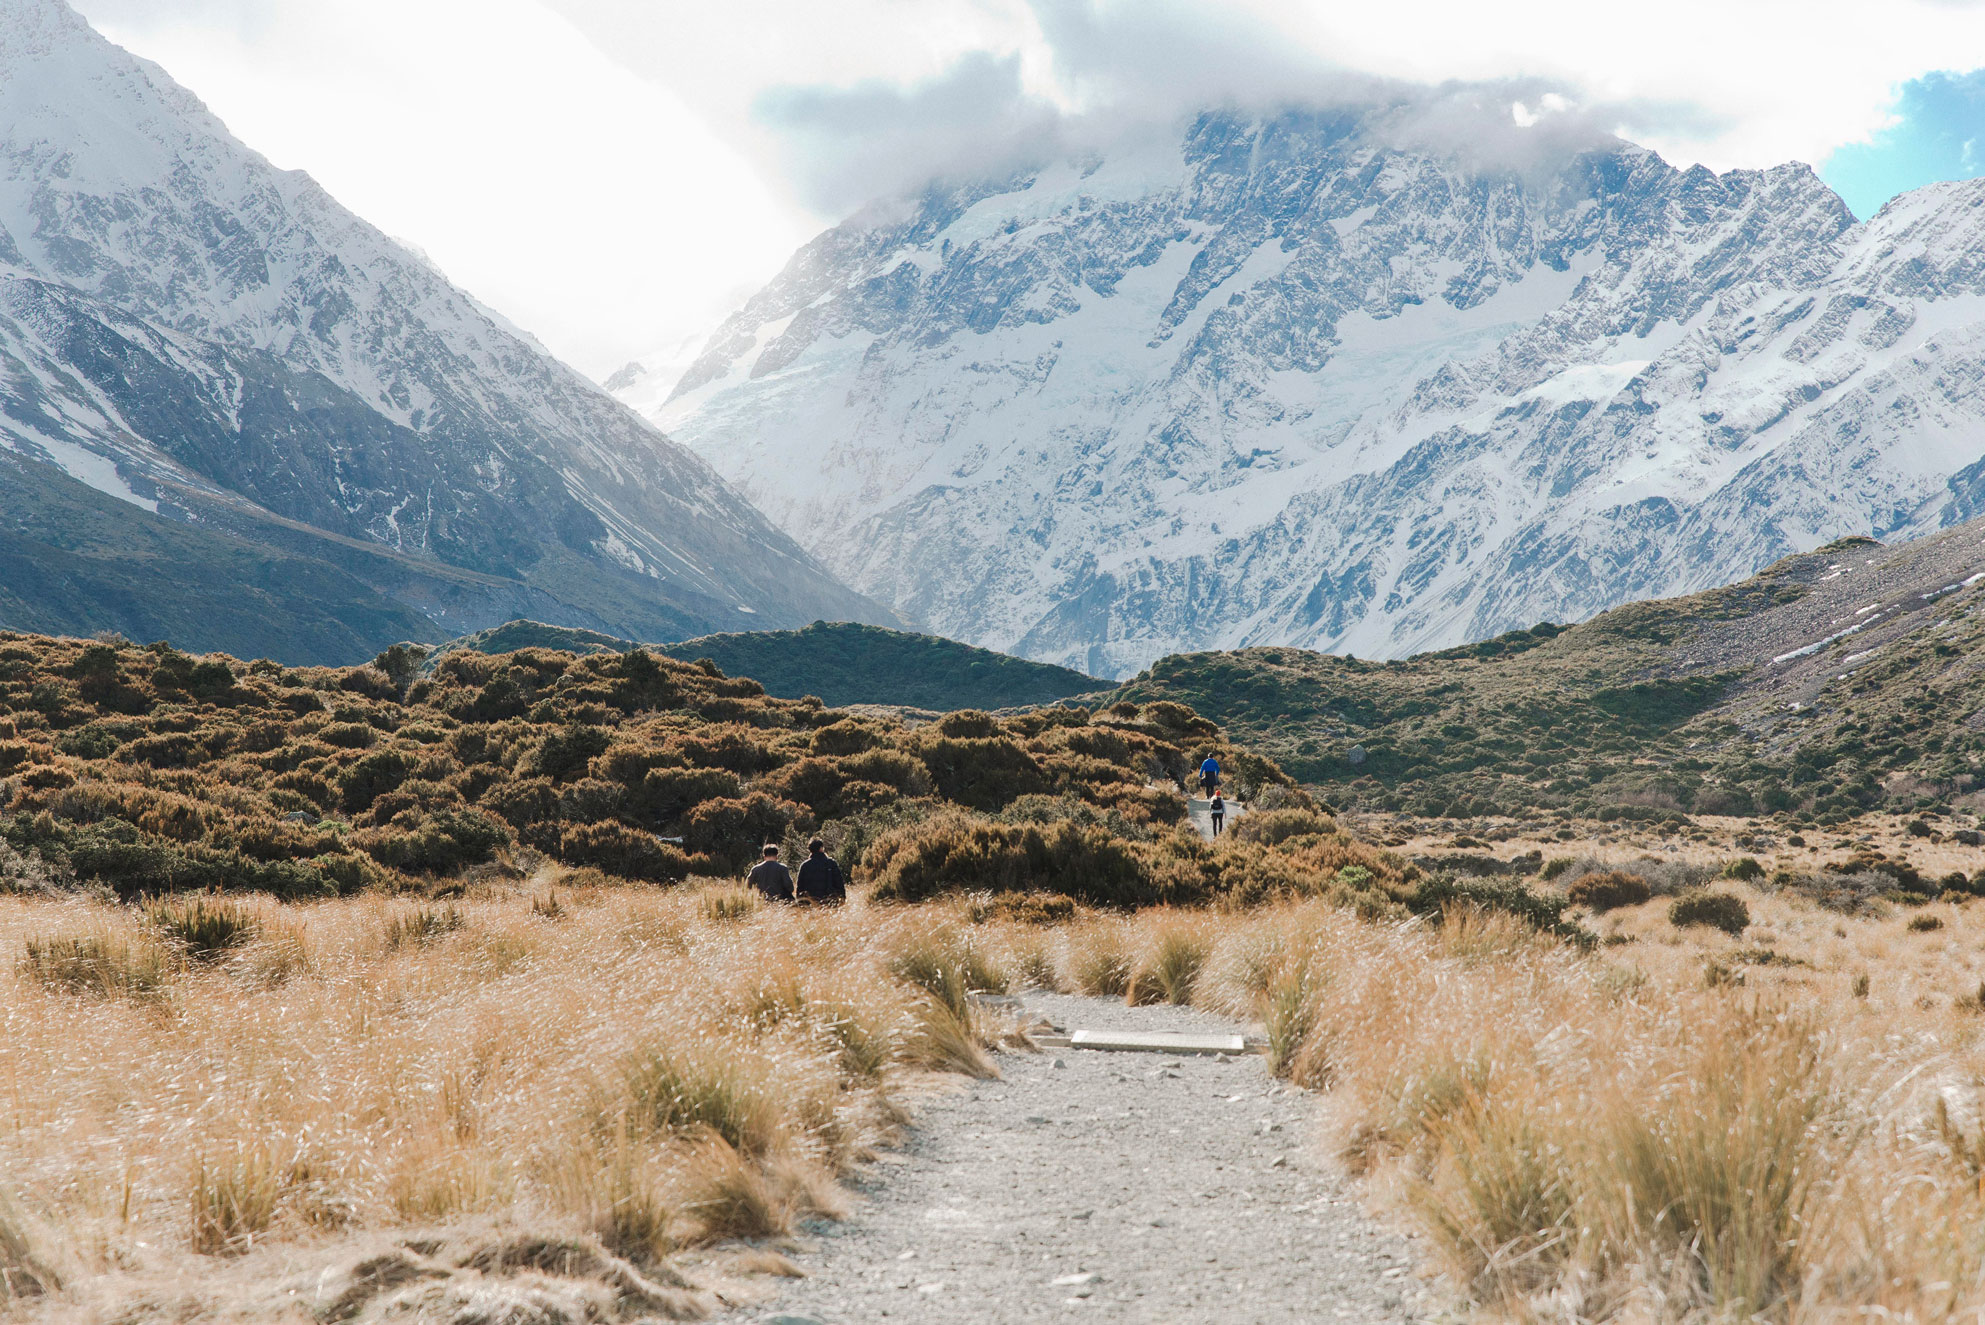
(632, 106), (1985, 678)
(1116, 513), (1985, 824)
(428, 618), (1105, 711)
(0, 0), (889, 659)
(0, 448), (438, 662)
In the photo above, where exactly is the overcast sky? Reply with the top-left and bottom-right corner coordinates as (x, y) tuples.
(72, 0), (1985, 380)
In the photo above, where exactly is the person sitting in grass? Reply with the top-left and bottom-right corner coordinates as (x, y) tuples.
(746, 843), (794, 901)
(1210, 792), (1226, 837)
(796, 836), (847, 905)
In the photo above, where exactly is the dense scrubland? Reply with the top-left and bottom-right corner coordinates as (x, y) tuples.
(0, 631), (1292, 908)
(431, 618), (1104, 713)
(9, 629), (1985, 1322)
(1123, 537), (1985, 828)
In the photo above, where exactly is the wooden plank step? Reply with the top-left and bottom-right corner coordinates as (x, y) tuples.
(1068, 1029), (1248, 1056)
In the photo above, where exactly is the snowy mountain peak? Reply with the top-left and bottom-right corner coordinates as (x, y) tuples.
(0, 0), (887, 651)
(623, 107), (1985, 678)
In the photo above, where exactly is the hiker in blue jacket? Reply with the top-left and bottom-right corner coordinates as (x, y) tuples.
(1198, 754), (1221, 798)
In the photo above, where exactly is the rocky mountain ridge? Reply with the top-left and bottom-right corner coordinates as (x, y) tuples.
(0, 0), (888, 661)
(629, 106), (1985, 678)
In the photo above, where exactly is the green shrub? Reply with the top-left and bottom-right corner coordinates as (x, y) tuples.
(624, 766), (742, 829)
(1226, 808), (1334, 847)
(356, 808), (506, 873)
(1718, 856), (1766, 882)
(864, 811), (1158, 907)
(557, 822), (689, 882)
(682, 794), (809, 873)
(1668, 889), (1749, 935)
(1411, 873), (1590, 943)
(912, 735), (1049, 811)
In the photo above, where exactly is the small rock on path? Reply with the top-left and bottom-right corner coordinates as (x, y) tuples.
(757, 994), (1431, 1323)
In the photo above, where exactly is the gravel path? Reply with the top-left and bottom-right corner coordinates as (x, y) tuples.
(755, 994), (1435, 1324)
(1185, 797), (1245, 842)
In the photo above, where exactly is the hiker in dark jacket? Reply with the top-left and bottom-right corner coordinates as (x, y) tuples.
(1209, 793), (1226, 837)
(795, 837), (847, 904)
(746, 844), (794, 901)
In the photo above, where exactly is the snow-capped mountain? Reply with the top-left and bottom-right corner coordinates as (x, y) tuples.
(633, 107), (1985, 678)
(0, 0), (886, 656)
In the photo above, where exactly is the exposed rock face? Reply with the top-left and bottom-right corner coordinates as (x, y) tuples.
(0, 0), (887, 657)
(634, 106), (1985, 678)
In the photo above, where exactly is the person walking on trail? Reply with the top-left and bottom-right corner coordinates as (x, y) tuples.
(747, 844), (794, 901)
(796, 837), (847, 904)
(1209, 793), (1226, 837)
(1198, 754), (1221, 798)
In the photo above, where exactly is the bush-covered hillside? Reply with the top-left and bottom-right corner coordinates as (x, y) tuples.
(434, 618), (1104, 712)
(0, 632), (1433, 912)
(1118, 534), (1985, 826)
(657, 622), (1103, 711)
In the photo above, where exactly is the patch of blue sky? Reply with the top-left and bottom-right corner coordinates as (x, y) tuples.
(1823, 69), (1985, 221)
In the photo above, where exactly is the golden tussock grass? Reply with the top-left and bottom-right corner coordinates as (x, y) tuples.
(1077, 886), (1985, 1322)
(0, 883), (1026, 1322)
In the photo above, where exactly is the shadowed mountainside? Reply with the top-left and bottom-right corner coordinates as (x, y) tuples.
(429, 619), (1106, 712)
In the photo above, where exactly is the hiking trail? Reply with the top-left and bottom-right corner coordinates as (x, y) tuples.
(1187, 796), (1244, 842)
(753, 993), (1436, 1324)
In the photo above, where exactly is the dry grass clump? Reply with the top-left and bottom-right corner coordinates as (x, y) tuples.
(381, 903), (465, 949)
(697, 882), (760, 923)
(0, 1196), (57, 1303)
(1125, 915), (1213, 1005)
(145, 895), (260, 962)
(1079, 880), (1985, 1321)
(19, 920), (173, 997)
(1065, 919), (1134, 997)
(0, 887), (1022, 1318)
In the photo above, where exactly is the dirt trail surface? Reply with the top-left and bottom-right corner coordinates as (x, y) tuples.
(1186, 797), (1245, 842)
(756, 994), (1433, 1324)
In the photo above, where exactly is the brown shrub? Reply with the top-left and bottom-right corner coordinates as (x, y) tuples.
(1567, 871), (1653, 912)
(559, 823), (690, 883)
(1226, 807), (1335, 847)
(682, 794), (810, 873)
(864, 811), (1164, 907)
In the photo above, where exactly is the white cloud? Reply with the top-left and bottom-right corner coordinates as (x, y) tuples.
(70, 0), (1985, 379)
(77, 0), (808, 377)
